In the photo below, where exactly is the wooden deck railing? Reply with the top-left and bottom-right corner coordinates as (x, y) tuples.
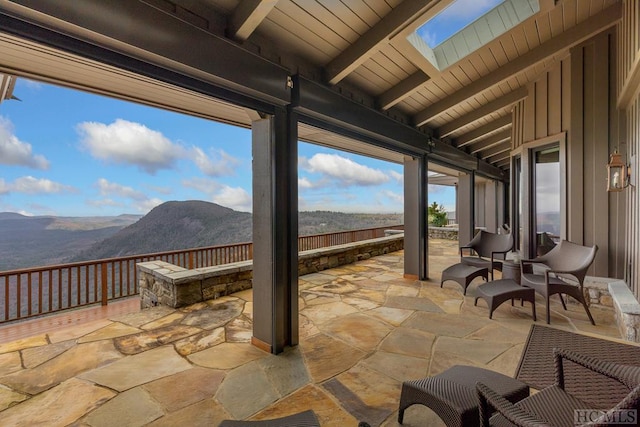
(0, 225), (403, 323)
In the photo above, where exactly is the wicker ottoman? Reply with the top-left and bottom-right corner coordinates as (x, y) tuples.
(398, 365), (529, 427)
(440, 263), (488, 295)
(474, 279), (536, 320)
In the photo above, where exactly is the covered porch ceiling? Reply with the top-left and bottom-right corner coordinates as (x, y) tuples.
(0, 0), (622, 179)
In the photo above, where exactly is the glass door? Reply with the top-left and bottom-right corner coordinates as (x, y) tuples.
(532, 145), (560, 255)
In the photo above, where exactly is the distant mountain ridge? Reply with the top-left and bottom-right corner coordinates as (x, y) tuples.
(1, 201), (403, 270)
(71, 200), (253, 261)
(0, 212), (142, 270)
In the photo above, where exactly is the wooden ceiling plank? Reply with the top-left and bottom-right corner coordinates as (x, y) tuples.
(548, 2), (565, 38)
(289, 0), (360, 40)
(229, 0), (278, 41)
(456, 115), (512, 147)
(413, 2), (621, 125)
(326, 0), (438, 85)
(536, 12), (553, 44)
(434, 86), (527, 136)
(562, 0), (578, 30)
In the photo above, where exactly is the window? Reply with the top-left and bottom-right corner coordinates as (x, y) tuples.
(412, 0), (540, 71)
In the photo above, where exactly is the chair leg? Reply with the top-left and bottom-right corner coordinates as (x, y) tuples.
(546, 294), (551, 324)
(574, 292), (596, 326)
(558, 294), (567, 310)
(531, 300), (536, 321)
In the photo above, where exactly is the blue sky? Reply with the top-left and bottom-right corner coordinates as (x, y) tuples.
(0, 79), (455, 216)
(417, 0), (504, 47)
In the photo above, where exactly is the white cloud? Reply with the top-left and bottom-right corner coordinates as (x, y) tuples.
(87, 198), (123, 208)
(97, 178), (147, 201)
(7, 176), (75, 194)
(302, 153), (389, 187)
(389, 170), (403, 184)
(298, 177), (314, 189)
(182, 177), (251, 212)
(190, 147), (238, 177)
(0, 116), (50, 169)
(94, 178), (163, 213)
(380, 190), (403, 205)
(212, 186), (252, 212)
(182, 177), (222, 194)
(77, 119), (184, 174)
(0, 179), (9, 195)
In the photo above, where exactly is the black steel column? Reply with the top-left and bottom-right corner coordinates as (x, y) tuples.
(251, 107), (298, 354)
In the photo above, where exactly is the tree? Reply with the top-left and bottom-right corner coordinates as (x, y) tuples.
(428, 202), (448, 227)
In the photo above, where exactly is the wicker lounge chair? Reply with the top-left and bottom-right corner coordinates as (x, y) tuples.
(460, 231), (513, 280)
(218, 410), (320, 427)
(477, 348), (640, 426)
(398, 324), (640, 426)
(520, 240), (598, 325)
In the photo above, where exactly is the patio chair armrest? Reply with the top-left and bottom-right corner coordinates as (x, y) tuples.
(520, 259), (545, 274)
(460, 246), (476, 257)
(476, 382), (545, 427)
(553, 348), (640, 390)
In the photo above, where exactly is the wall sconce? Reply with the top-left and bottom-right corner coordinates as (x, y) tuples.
(606, 149), (631, 192)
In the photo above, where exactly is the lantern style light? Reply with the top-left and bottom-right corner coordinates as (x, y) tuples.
(606, 149), (629, 192)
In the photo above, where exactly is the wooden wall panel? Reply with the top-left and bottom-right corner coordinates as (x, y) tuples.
(618, 0), (640, 298)
(548, 61), (562, 135)
(535, 76), (548, 139)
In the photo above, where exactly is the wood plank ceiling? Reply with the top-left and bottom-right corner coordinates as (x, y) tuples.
(189, 0), (621, 173)
(0, 0), (622, 175)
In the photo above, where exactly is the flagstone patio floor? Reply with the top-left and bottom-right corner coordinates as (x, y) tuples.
(0, 239), (622, 426)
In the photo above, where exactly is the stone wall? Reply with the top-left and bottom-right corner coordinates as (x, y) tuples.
(138, 235), (404, 309)
(609, 281), (640, 343)
(428, 226), (458, 240)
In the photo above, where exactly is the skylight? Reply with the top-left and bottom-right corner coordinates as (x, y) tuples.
(411, 0), (540, 72)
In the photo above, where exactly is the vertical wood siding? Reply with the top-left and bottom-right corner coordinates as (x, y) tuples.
(511, 31), (622, 278)
(618, 0), (640, 298)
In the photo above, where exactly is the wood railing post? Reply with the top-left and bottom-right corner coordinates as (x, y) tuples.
(101, 262), (108, 306)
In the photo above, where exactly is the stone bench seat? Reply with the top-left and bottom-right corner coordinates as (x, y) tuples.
(137, 235), (404, 309)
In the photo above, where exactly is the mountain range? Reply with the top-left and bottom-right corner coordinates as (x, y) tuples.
(0, 201), (402, 271)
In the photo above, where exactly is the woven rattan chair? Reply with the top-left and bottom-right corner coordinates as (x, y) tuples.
(218, 410), (320, 427)
(460, 231), (513, 280)
(520, 240), (598, 325)
(477, 348), (640, 426)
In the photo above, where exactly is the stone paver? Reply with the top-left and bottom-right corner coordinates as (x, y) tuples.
(0, 378), (116, 425)
(0, 240), (624, 426)
(82, 386), (164, 427)
(79, 345), (191, 391)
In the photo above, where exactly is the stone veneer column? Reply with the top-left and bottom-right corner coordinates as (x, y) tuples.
(251, 107), (299, 355)
(403, 155), (428, 280)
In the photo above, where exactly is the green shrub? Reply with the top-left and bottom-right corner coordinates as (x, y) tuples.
(428, 202), (448, 227)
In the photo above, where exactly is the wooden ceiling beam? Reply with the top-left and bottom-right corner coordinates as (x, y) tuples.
(468, 130), (511, 154)
(229, 0), (278, 41)
(325, 0), (439, 85)
(413, 2), (622, 124)
(456, 115), (511, 147)
(436, 87), (526, 137)
(495, 158), (511, 168)
(487, 151), (511, 164)
(378, 70), (429, 110)
(479, 141), (511, 158)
